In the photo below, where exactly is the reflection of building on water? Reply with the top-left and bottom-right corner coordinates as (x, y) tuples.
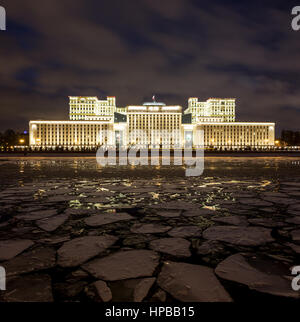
(29, 96), (275, 149)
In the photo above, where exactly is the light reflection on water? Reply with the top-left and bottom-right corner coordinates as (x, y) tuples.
(0, 157), (299, 190)
(0, 157), (298, 216)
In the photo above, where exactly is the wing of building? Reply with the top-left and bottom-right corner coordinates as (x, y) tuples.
(29, 96), (275, 149)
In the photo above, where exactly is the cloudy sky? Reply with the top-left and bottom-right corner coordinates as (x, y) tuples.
(0, 0), (300, 134)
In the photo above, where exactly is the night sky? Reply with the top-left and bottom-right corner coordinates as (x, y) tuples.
(1, 0), (300, 135)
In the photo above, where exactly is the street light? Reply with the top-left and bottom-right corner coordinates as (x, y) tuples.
(19, 139), (25, 144)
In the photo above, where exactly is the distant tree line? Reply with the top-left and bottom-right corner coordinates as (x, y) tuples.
(281, 130), (300, 146)
(0, 129), (29, 147)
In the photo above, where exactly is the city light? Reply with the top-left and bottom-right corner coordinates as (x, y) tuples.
(29, 96), (275, 150)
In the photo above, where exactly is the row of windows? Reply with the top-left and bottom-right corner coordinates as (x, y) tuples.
(36, 125), (109, 129)
(205, 126), (268, 129)
(70, 103), (114, 107)
(129, 117), (180, 120)
(71, 117), (112, 120)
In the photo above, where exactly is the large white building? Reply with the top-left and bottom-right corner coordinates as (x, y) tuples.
(69, 96), (116, 121)
(186, 98), (236, 123)
(29, 96), (275, 150)
(126, 102), (182, 147)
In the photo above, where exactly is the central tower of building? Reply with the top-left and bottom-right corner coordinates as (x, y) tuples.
(126, 101), (182, 147)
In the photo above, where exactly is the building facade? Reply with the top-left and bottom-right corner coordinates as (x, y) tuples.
(126, 102), (182, 147)
(194, 123), (274, 148)
(29, 96), (275, 149)
(69, 96), (116, 121)
(30, 121), (115, 147)
(186, 98), (236, 123)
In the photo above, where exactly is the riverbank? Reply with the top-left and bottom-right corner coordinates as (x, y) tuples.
(1, 151), (300, 158)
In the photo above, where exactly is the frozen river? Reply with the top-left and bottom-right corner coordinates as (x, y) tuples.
(0, 156), (300, 302)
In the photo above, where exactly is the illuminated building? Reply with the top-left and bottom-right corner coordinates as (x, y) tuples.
(69, 96), (116, 121)
(29, 96), (275, 149)
(126, 102), (182, 147)
(186, 98), (236, 123)
(29, 121), (114, 147)
(193, 123), (275, 149)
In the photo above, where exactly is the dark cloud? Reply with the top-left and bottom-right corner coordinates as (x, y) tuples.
(0, 0), (300, 134)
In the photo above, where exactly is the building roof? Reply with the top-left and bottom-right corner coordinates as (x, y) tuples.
(207, 98), (236, 100)
(143, 101), (166, 106)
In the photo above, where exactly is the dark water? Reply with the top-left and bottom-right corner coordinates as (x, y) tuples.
(0, 156), (300, 183)
(1, 156), (300, 216)
(1, 156), (300, 238)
